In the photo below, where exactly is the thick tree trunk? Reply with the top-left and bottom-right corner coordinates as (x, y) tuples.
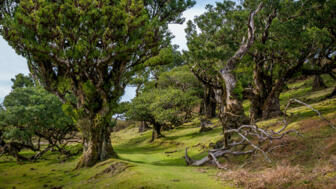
(262, 92), (282, 119)
(151, 122), (163, 142)
(250, 63), (283, 121)
(312, 75), (327, 91)
(249, 95), (263, 123)
(220, 70), (248, 128)
(76, 116), (117, 168)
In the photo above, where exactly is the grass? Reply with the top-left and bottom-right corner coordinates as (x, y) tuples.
(1, 75), (336, 189)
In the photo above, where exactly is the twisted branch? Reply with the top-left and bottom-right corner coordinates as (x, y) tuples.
(185, 98), (335, 168)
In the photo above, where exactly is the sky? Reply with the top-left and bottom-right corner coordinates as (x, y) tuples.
(0, 0), (219, 103)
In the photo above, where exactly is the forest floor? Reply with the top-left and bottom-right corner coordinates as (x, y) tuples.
(0, 75), (336, 189)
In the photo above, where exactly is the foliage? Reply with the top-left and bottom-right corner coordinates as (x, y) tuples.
(151, 88), (201, 126)
(0, 0), (195, 166)
(0, 74), (76, 160)
(1, 75), (336, 189)
(127, 64), (202, 127)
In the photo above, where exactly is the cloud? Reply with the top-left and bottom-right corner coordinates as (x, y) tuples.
(169, 8), (207, 50)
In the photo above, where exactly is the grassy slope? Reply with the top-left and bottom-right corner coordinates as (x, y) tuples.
(0, 75), (335, 189)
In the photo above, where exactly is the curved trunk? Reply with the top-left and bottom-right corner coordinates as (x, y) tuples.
(220, 70), (248, 127)
(76, 116), (117, 168)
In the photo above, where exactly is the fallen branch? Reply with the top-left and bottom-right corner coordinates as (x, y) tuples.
(285, 98), (336, 129)
(184, 98), (335, 168)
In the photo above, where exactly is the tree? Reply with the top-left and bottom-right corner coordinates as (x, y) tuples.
(0, 0), (195, 167)
(186, 0), (262, 147)
(129, 46), (184, 132)
(126, 65), (201, 141)
(245, 0), (336, 121)
(0, 74), (76, 161)
(126, 90), (162, 141)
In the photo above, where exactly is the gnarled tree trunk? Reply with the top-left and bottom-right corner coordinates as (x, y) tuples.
(261, 89), (282, 119)
(76, 112), (117, 168)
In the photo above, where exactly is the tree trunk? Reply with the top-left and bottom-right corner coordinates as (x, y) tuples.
(312, 75), (327, 91)
(151, 122), (163, 142)
(76, 116), (117, 168)
(201, 86), (216, 118)
(250, 63), (283, 121)
(139, 121), (150, 133)
(249, 95), (263, 123)
(220, 70), (248, 128)
(262, 88), (282, 120)
(213, 87), (244, 148)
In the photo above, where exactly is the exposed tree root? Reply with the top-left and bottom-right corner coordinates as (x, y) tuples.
(184, 98), (335, 168)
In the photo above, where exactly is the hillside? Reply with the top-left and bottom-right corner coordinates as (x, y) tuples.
(0, 75), (336, 189)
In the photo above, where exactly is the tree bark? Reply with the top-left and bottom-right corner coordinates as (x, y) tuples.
(249, 94), (263, 123)
(76, 116), (117, 168)
(200, 85), (216, 118)
(216, 2), (262, 130)
(312, 74), (327, 91)
(220, 70), (248, 127)
(261, 90), (282, 119)
(151, 122), (163, 142)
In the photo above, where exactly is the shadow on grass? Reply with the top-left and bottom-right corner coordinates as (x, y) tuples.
(117, 150), (208, 167)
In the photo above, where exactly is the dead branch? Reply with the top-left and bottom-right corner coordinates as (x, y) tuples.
(184, 98), (335, 168)
(226, 3), (263, 70)
(285, 98), (336, 129)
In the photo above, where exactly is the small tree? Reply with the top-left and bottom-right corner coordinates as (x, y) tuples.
(0, 74), (76, 161)
(151, 88), (201, 126)
(126, 66), (201, 141)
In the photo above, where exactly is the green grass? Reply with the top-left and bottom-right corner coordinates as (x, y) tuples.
(1, 75), (336, 189)
(0, 122), (231, 189)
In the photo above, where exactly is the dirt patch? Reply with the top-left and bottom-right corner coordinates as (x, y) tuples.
(299, 117), (336, 133)
(89, 162), (132, 181)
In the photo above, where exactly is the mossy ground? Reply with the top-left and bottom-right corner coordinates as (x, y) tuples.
(0, 75), (335, 189)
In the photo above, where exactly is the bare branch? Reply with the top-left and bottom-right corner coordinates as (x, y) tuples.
(185, 98), (335, 167)
(226, 3), (263, 70)
(286, 99), (336, 129)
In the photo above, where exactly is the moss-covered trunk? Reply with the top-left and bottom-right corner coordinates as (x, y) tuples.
(220, 70), (248, 128)
(76, 115), (117, 168)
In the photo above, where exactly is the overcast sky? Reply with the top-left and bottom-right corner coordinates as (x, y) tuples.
(0, 0), (219, 102)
